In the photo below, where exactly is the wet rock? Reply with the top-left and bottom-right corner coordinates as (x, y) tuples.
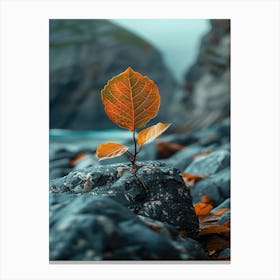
(50, 194), (183, 260)
(190, 167), (230, 205)
(50, 161), (199, 237)
(164, 144), (212, 171)
(218, 248), (230, 259)
(184, 150), (230, 175)
(211, 198), (230, 212)
(217, 210), (230, 226)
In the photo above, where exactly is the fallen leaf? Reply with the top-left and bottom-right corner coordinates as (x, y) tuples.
(182, 173), (210, 187)
(194, 202), (213, 216)
(199, 225), (230, 236)
(138, 123), (171, 146)
(156, 141), (185, 158)
(211, 208), (230, 216)
(193, 150), (211, 161)
(200, 195), (214, 204)
(101, 67), (160, 131)
(96, 142), (129, 160)
(205, 236), (230, 252)
(70, 153), (88, 167)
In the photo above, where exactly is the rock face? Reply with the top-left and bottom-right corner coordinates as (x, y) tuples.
(172, 19), (230, 131)
(50, 19), (177, 130)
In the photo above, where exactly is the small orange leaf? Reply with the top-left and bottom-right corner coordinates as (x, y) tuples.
(194, 202), (213, 216)
(96, 142), (129, 160)
(183, 173), (210, 187)
(156, 141), (185, 158)
(200, 195), (214, 204)
(193, 150), (211, 161)
(211, 208), (230, 216)
(199, 225), (230, 236)
(70, 153), (88, 167)
(138, 123), (171, 146)
(101, 67), (160, 131)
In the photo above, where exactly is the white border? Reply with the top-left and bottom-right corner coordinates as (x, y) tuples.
(0, 0), (279, 279)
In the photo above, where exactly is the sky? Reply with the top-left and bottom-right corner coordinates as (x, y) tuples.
(111, 19), (210, 83)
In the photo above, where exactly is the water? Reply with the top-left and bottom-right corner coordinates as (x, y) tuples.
(111, 19), (210, 83)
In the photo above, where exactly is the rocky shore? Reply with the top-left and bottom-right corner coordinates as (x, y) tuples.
(49, 118), (230, 261)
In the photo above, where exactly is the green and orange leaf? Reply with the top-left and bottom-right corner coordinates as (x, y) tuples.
(101, 67), (160, 131)
(96, 142), (129, 160)
(138, 122), (171, 146)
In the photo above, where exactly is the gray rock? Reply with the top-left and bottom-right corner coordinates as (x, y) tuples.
(50, 19), (177, 130)
(50, 161), (199, 237)
(164, 144), (213, 171)
(184, 150), (230, 175)
(218, 248), (230, 259)
(190, 167), (230, 205)
(211, 198), (230, 212)
(217, 210), (230, 226)
(50, 194), (183, 260)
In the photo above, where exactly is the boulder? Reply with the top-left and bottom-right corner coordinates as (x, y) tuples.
(184, 150), (230, 175)
(190, 167), (230, 205)
(50, 161), (199, 237)
(50, 194), (183, 260)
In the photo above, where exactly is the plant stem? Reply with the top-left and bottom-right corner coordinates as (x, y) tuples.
(131, 129), (138, 171)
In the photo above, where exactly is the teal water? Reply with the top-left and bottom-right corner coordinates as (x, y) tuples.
(111, 19), (210, 83)
(50, 129), (131, 139)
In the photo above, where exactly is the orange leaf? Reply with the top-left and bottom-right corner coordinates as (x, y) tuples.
(193, 150), (211, 161)
(200, 195), (214, 204)
(183, 173), (210, 187)
(194, 202), (213, 216)
(96, 142), (129, 160)
(156, 141), (185, 158)
(70, 153), (88, 167)
(199, 225), (230, 236)
(101, 67), (160, 131)
(138, 123), (171, 146)
(211, 208), (230, 216)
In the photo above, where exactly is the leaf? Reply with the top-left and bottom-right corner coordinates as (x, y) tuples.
(193, 150), (211, 161)
(199, 225), (230, 236)
(194, 202), (213, 216)
(206, 236), (230, 251)
(96, 142), (129, 160)
(138, 122), (171, 146)
(182, 173), (210, 187)
(156, 141), (185, 158)
(70, 153), (88, 167)
(211, 208), (230, 216)
(101, 67), (160, 131)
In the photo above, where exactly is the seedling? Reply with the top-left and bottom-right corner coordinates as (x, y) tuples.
(96, 67), (171, 172)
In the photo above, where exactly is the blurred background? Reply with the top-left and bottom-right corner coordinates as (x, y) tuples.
(49, 19), (230, 179)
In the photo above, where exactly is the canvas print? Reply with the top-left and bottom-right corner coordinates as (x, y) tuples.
(49, 19), (230, 261)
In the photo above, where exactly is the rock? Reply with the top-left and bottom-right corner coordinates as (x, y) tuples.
(171, 20), (230, 131)
(218, 248), (230, 259)
(50, 161), (199, 237)
(50, 19), (177, 130)
(50, 194), (184, 260)
(190, 167), (230, 205)
(164, 144), (213, 171)
(211, 198), (230, 212)
(184, 150), (230, 175)
(217, 210), (230, 226)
